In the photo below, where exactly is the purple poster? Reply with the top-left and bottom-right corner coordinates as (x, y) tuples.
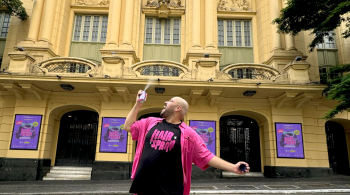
(190, 120), (216, 155)
(100, 118), (128, 153)
(275, 123), (304, 158)
(10, 115), (42, 150)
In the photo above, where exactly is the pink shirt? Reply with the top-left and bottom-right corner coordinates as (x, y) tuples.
(130, 117), (215, 195)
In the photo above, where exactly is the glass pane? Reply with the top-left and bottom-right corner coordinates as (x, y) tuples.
(83, 16), (91, 41)
(244, 21), (251, 47)
(173, 19), (180, 44)
(155, 19), (161, 44)
(145, 18), (153, 43)
(325, 36), (336, 49)
(73, 15), (83, 41)
(237, 69), (243, 78)
(91, 16), (100, 42)
(164, 19), (171, 44)
(1, 13), (10, 37)
(218, 20), (224, 46)
(235, 21), (242, 46)
(100, 16), (108, 42)
(227, 21), (233, 46)
(246, 68), (252, 79)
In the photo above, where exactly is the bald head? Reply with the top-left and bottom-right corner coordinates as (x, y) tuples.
(173, 97), (189, 119)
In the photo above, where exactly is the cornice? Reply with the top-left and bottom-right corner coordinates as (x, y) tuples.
(0, 75), (326, 91)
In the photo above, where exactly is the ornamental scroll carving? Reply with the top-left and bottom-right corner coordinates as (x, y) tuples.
(218, 0), (252, 11)
(75, 0), (109, 6)
(145, 0), (183, 8)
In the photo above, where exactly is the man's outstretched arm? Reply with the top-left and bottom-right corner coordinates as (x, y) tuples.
(208, 156), (250, 174)
(124, 90), (145, 132)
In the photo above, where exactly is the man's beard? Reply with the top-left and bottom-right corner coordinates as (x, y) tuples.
(160, 108), (173, 118)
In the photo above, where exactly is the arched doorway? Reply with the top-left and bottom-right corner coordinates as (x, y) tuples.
(55, 110), (99, 167)
(138, 112), (161, 120)
(220, 115), (261, 172)
(325, 121), (350, 175)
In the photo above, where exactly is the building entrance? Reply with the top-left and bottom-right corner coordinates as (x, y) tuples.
(219, 115), (261, 172)
(55, 110), (99, 167)
(325, 121), (350, 175)
(138, 112), (161, 120)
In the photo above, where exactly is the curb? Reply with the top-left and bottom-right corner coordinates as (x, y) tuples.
(190, 189), (350, 194)
(1, 189), (350, 194)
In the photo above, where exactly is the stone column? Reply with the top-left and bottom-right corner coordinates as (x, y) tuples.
(283, 0), (296, 50)
(205, 0), (214, 48)
(38, 0), (57, 44)
(192, 0), (201, 48)
(107, 0), (122, 45)
(26, 0), (45, 42)
(269, 0), (283, 50)
(121, 0), (135, 47)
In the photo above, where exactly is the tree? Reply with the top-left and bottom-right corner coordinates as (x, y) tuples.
(273, 0), (350, 119)
(0, 0), (29, 20)
(273, 0), (350, 52)
(322, 65), (350, 119)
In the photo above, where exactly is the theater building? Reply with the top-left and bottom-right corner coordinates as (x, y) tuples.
(0, 0), (350, 181)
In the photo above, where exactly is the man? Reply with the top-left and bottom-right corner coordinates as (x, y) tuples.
(124, 90), (250, 195)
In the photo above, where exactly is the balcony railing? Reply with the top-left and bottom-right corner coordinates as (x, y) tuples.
(36, 57), (99, 76)
(46, 63), (91, 73)
(222, 63), (281, 81)
(137, 65), (183, 76)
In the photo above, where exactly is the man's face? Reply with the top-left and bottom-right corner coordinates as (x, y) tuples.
(160, 98), (178, 118)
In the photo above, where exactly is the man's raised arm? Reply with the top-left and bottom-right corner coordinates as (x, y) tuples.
(124, 90), (145, 132)
(208, 156), (250, 175)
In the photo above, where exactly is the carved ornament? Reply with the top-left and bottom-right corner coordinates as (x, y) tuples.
(218, 0), (252, 12)
(74, 0), (109, 7)
(145, 0), (183, 8)
(143, 0), (185, 17)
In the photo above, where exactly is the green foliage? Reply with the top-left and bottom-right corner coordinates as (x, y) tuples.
(0, 0), (29, 20)
(273, 0), (350, 52)
(322, 64), (350, 119)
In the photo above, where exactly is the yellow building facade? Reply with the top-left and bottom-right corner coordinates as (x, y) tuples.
(1, 0), (350, 181)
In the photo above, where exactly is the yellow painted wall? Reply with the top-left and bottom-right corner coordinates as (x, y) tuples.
(1, 0), (350, 172)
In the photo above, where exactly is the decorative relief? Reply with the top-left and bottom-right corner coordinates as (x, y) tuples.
(145, 0), (183, 8)
(74, 0), (109, 6)
(218, 0), (252, 11)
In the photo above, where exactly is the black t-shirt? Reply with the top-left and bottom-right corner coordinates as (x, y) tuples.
(129, 119), (183, 195)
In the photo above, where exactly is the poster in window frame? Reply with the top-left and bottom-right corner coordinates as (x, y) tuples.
(10, 114), (43, 150)
(275, 122), (305, 159)
(189, 120), (216, 155)
(100, 117), (128, 153)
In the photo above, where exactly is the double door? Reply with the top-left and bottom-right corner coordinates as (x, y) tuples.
(55, 111), (98, 167)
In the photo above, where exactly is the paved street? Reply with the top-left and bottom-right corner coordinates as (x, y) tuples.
(0, 175), (350, 194)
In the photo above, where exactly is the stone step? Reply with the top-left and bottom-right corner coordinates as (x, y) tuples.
(222, 171), (264, 177)
(43, 166), (92, 181)
(49, 170), (91, 175)
(43, 177), (90, 180)
(50, 166), (92, 171)
(46, 173), (91, 178)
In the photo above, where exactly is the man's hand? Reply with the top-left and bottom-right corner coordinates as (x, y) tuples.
(136, 90), (147, 105)
(232, 161), (250, 174)
(124, 89), (147, 132)
(208, 156), (250, 175)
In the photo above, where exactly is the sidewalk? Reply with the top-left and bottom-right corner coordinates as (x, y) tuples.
(0, 175), (350, 194)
